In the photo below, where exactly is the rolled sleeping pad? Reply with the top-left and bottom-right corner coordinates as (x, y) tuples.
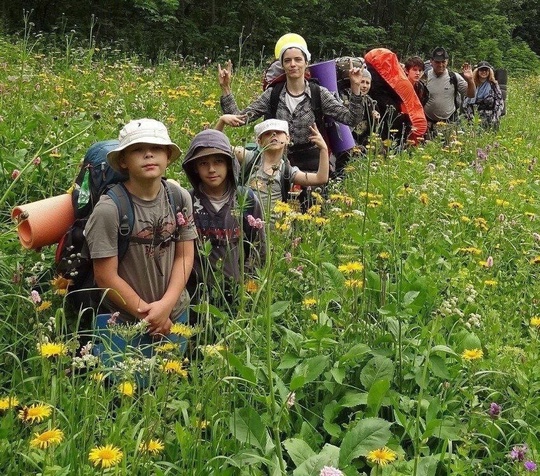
(495, 69), (507, 115)
(309, 60), (356, 154)
(12, 193), (75, 249)
(364, 48), (427, 143)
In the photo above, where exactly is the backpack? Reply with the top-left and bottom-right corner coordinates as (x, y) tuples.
(239, 144), (293, 202)
(448, 71), (461, 112)
(55, 140), (184, 325)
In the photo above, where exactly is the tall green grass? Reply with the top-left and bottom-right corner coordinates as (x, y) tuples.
(1, 34), (540, 475)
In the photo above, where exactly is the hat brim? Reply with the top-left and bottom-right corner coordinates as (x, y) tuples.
(190, 147), (232, 161)
(107, 140), (182, 173)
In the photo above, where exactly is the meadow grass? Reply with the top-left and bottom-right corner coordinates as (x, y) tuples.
(1, 34), (540, 475)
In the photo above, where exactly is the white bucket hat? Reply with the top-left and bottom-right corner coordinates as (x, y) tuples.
(254, 119), (289, 138)
(107, 118), (181, 172)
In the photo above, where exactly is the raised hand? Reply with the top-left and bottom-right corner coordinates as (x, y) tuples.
(218, 60), (233, 94)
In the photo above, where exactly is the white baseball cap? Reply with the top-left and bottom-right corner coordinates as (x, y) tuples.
(107, 118), (181, 173)
(254, 119), (289, 138)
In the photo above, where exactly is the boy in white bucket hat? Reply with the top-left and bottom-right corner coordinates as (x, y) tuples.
(216, 116), (330, 215)
(85, 118), (198, 372)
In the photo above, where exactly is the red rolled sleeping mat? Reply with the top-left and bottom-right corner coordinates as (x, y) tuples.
(364, 48), (427, 143)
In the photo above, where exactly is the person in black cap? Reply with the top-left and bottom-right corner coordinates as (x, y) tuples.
(463, 61), (504, 130)
(424, 47), (476, 134)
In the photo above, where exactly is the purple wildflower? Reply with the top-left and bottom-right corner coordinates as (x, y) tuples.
(320, 467), (344, 476)
(247, 214), (264, 230)
(176, 212), (186, 226)
(524, 461), (537, 472)
(476, 148), (488, 161)
(30, 290), (42, 304)
(488, 402), (501, 418)
(509, 445), (528, 462)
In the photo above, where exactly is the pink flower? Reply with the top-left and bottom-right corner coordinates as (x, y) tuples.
(533, 232), (540, 242)
(320, 466), (344, 476)
(30, 290), (42, 304)
(11, 169), (20, 180)
(486, 256), (494, 268)
(176, 212), (186, 226)
(33, 157), (41, 166)
(247, 214), (265, 230)
(284, 252), (292, 263)
(292, 237), (302, 248)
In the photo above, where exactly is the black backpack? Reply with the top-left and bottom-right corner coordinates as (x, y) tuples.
(55, 140), (184, 327)
(239, 144), (293, 203)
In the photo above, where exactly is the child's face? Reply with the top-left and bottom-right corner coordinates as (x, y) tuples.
(195, 154), (229, 193)
(406, 66), (423, 84)
(359, 77), (371, 95)
(257, 130), (288, 149)
(120, 143), (170, 179)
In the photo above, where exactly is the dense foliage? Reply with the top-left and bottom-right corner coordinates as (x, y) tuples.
(1, 34), (540, 475)
(1, 0), (540, 73)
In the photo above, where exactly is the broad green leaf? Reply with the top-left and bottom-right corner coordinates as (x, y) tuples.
(290, 355), (330, 391)
(224, 352), (257, 384)
(366, 379), (390, 417)
(339, 417), (391, 466)
(339, 391), (368, 408)
(330, 367), (346, 384)
(293, 444), (340, 476)
(283, 438), (316, 467)
(430, 345), (457, 356)
(339, 343), (371, 364)
(230, 406), (269, 452)
(403, 290), (420, 307)
(322, 262), (345, 287)
(360, 356), (394, 390)
(270, 300), (289, 317)
(429, 354), (450, 379)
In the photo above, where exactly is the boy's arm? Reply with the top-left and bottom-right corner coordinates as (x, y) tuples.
(214, 114), (246, 131)
(93, 257), (149, 320)
(139, 239), (195, 336)
(293, 124), (329, 186)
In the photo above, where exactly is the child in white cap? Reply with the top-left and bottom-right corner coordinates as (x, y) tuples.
(216, 116), (329, 215)
(85, 118), (198, 366)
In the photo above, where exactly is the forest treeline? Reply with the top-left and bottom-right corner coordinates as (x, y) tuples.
(2, 0), (540, 73)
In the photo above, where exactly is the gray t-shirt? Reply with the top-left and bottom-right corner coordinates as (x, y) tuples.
(424, 70), (468, 121)
(243, 150), (299, 213)
(85, 182), (198, 322)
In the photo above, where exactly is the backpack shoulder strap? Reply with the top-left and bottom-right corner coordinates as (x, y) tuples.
(280, 158), (293, 202)
(241, 146), (263, 185)
(267, 82), (286, 120)
(162, 178), (185, 238)
(308, 81), (325, 134)
(106, 182), (134, 261)
(448, 71), (460, 110)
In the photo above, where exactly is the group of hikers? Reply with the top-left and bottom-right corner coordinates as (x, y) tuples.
(79, 33), (506, 370)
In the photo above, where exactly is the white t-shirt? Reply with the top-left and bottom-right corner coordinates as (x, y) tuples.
(424, 70), (468, 121)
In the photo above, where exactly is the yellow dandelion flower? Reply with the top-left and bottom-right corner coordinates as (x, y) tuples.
(155, 342), (177, 353)
(378, 252), (390, 260)
(18, 404), (52, 423)
(88, 444), (123, 468)
(139, 438), (165, 455)
(310, 313), (318, 321)
(314, 217), (329, 226)
(530, 256), (540, 265)
(200, 344), (226, 357)
(0, 395), (19, 411)
(273, 201), (292, 214)
(338, 261), (364, 274)
(162, 360), (188, 377)
(367, 200), (382, 208)
(194, 419), (210, 429)
(118, 381), (135, 397)
(50, 276), (72, 295)
(303, 298), (317, 308)
(462, 348), (483, 361)
(91, 372), (105, 383)
(458, 247), (482, 255)
(245, 279), (259, 293)
(30, 428), (64, 449)
(275, 220), (291, 232)
(474, 217), (488, 231)
(38, 342), (68, 358)
(170, 323), (195, 338)
(530, 317), (540, 327)
(367, 447), (398, 466)
(448, 201), (464, 210)
(345, 279), (364, 289)
(460, 215), (471, 223)
(36, 301), (52, 312)
(495, 199), (510, 207)
(484, 280), (497, 286)
(419, 193), (429, 205)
